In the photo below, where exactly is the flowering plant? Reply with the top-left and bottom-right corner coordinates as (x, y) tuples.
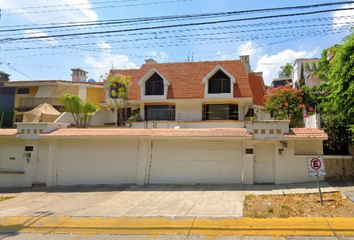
(264, 83), (305, 127)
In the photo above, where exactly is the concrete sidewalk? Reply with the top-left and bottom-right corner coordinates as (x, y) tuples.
(0, 182), (352, 219)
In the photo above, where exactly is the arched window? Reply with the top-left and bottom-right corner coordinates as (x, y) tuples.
(145, 72), (164, 95)
(208, 70), (231, 94)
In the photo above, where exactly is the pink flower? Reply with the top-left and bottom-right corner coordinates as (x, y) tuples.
(309, 107), (314, 112)
(304, 115), (308, 118)
(285, 103), (288, 107)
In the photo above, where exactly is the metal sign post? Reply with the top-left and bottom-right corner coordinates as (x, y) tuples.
(307, 157), (326, 206)
(316, 174), (323, 205)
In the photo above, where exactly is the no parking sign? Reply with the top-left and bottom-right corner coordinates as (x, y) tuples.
(307, 157), (326, 176)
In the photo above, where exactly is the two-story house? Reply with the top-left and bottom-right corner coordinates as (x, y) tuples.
(1, 69), (105, 126)
(293, 58), (321, 88)
(0, 57), (329, 187)
(103, 56), (270, 128)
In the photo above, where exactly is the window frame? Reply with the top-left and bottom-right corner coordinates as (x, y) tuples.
(202, 104), (239, 121)
(145, 73), (164, 96)
(208, 70), (231, 94)
(144, 105), (175, 121)
(17, 88), (30, 95)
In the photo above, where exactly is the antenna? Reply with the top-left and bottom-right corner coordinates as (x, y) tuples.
(187, 52), (190, 62)
(191, 52), (194, 62)
(111, 60), (114, 69)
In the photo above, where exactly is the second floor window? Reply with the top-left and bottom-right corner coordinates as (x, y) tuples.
(208, 70), (231, 94)
(17, 88), (30, 95)
(145, 73), (164, 95)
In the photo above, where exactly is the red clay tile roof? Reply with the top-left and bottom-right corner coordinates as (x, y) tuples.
(284, 128), (328, 139)
(249, 73), (267, 106)
(0, 129), (17, 136)
(40, 128), (252, 138)
(110, 60), (252, 100)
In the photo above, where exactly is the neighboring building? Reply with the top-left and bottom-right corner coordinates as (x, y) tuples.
(271, 78), (292, 88)
(0, 71), (15, 128)
(292, 58), (321, 88)
(102, 56), (270, 128)
(1, 69), (105, 126)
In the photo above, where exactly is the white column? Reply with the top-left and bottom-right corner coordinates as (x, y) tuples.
(242, 140), (254, 184)
(46, 139), (59, 187)
(135, 139), (151, 185)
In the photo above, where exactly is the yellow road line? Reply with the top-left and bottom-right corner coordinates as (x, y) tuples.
(0, 217), (353, 236)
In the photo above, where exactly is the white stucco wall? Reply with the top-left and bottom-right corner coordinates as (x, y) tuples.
(54, 110), (116, 127)
(275, 141), (324, 184)
(0, 134), (326, 187)
(0, 138), (39, 187)
(305, 114), (321, 128)
(176, 102), (202, 121)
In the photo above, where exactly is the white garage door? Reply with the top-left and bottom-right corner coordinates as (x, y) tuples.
(148, 140), (243, 184)
(57, 139), (138, 185)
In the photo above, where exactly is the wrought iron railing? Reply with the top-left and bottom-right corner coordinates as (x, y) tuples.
(19, 97), (63, 109)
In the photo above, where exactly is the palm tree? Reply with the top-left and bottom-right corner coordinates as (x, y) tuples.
(278, 63), (292, 78)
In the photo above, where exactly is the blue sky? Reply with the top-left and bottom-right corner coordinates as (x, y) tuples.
(1, 0), (353, 85)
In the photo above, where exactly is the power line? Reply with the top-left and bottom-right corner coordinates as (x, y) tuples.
(1, 1), (352, 31)
(3, 14), (354, 39)
(3, 0), (193, 16)
(3, 7), (354, 43)
(3, 22), (353, 52)
(0, 58), (33, 80)
(3, 0), (139, 10)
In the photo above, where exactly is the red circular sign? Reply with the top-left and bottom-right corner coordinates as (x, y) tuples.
(310, 158), (321, 170)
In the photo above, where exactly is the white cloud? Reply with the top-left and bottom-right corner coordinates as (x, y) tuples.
(217, 50), (226, 59)
(147, 51), (158, 57)
(3, 0), (97, 23)
(24, 30), (58, 45)
(146, 51), (168, 60)
(85, 41), (137, 80)
(255, 47), (321, 85)
(159, 51), (168, 60)
(332, 3), (354, 28)
(237, 41), (263, 57)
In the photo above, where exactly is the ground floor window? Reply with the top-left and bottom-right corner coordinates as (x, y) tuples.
(145, 105), (175, 121)
(202, 104), (238, 120)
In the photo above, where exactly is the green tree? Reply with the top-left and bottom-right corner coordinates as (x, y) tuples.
(323, 31), (354, 126)
(297, 63), (305, 89)
(278, 63), (292, 78)
(264, 84), (305, 127)
(105, 73), (132, 126)
(61, 94), (98, 128)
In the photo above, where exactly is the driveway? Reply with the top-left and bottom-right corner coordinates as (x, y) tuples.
(0, 185), (245, 218)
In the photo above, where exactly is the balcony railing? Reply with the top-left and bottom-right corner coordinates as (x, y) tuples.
(18, 97), (64, 110)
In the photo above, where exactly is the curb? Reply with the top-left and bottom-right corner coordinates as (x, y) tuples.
(0, 217), (353, 236)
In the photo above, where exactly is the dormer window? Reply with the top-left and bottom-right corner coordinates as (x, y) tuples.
(145, 73), (164, 95)
(138, 68), (170, 100)
(208, 70), (231, 94)
(203, 65), (235, 99)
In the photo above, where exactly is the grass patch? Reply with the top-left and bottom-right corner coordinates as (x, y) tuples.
(243, 192), (354, 218)
(267, 206), (274, 213)
(245, 194), (254, 201)
(0, 197), (13, 202)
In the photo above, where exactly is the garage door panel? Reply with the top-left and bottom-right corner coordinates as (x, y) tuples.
(57, 139), (138, 185)
(150, 160), (242, 172)
(149, 140), (243, 184)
